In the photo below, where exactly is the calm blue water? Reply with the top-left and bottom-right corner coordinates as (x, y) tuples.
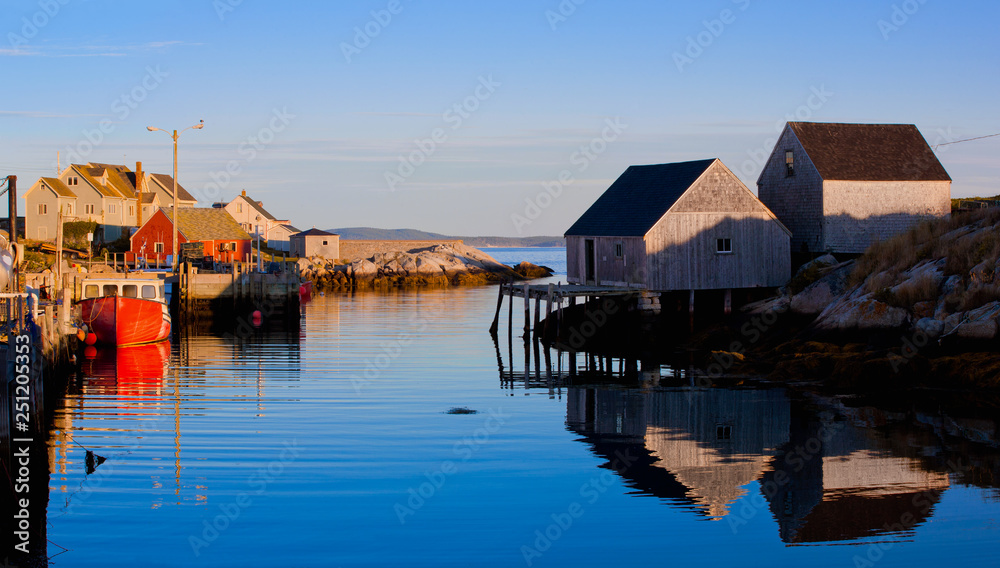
(41, 248), (1000, 567)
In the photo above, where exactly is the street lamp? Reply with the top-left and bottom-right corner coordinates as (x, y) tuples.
(147, 120), (204, 271)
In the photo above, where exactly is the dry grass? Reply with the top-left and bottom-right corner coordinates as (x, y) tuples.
(959, 283), (1000, 311)
(893, 273), (942, 307)
(852, 209), (1000, 292)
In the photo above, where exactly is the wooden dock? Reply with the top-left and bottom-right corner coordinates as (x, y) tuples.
(489, 281), (639, 341)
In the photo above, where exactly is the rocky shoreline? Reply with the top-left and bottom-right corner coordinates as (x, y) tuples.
(297, 242), (552, 290)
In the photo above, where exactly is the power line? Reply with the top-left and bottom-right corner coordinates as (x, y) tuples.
(934, 132), (1000, 149)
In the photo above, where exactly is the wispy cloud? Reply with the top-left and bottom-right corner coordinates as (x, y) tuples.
(353, 112), (440, 118)
(0, 40), (200, 57)
(0, 110), (104, 118)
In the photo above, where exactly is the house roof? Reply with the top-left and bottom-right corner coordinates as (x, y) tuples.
(140, 193), (159, 204)
(292, 228), (337, 238)
(71, 164), (122, 198)
(160, 208), (252, 241)
(150, 173), (198, 202)
(564, 159), (717, 237)
(787, 122), (951, 182)
(231, 193), (277, 221)
(40, 177), (76, 198)
(279, 224), (300, 232)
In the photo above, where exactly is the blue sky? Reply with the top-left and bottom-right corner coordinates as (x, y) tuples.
(2, 0), (998, 236)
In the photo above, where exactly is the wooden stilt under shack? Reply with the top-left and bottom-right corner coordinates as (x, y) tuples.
(724, 288), (732, 315)
(489, 282), (504, 336)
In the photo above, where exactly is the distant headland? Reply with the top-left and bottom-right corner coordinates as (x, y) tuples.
(328, 227), (564, 249)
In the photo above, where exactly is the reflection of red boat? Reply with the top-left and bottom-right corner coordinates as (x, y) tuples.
(82, 341), (171, 381)
(299, 280), (313, 302)
(79, 277), (171, 346)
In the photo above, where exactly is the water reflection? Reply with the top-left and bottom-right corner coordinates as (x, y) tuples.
(559, 382), (995, 545)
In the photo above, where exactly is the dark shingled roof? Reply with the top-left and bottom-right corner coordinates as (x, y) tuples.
(564, 159), (716, 237)
(788, 122), (951, 182)
(293, 228), (337, 237)
(163, 208), (252, 241)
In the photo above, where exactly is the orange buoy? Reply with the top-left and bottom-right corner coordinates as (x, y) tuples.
(252, 310), (263, 327)
(76, 329), (86, 341)
(84, 346), (97, 359)
(84, 333), (98, 345)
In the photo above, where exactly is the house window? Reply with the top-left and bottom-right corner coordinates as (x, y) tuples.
(717, 424), (732, 440)
(154, 242), (164, 253)
(37, 204), (47, 215)
(68, 177), (78, 186)
(322, 240), (328, 245)
(785, 150), (795, 177)
(65, 204), (73, 215)
(108, 204), (116, 214)
(237, 203), (243, 213)
(614, 242), (623, 259)
(129, 205), (135, 216)
(85, 204), (95, 214)
(716, 238), (732, 254)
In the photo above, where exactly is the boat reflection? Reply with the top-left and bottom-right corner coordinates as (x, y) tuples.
(563, 385), (987, 545)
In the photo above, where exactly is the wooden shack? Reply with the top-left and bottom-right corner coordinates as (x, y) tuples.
(757, 122), (952, 254)
(565, 158), (791, 292)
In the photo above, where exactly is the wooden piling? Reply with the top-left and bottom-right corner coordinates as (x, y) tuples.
(523, 283), (530, 339)
(489, 282), (504, 336)
(724, 288), (732, 315)
(533, 294), (541, 337)
(543, 284), (554, 339)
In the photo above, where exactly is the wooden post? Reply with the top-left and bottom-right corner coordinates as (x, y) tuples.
(489, 282), (504, 336)
(689, 289), (695, 331)
(507, 281), (514, 340)
(724, 288), (732, 315)
(543, 283), (554, 339)
(533, 294), (541, 337)
(523, 283), (530, 340)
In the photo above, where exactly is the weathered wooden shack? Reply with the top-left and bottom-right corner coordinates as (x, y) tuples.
(757, 122), (952, 254)
(565, 158), (791, 292)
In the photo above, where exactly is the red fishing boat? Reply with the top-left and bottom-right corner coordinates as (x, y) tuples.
(79, 277), (171, 346)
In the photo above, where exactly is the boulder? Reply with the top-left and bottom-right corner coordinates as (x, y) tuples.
(790, 262), (853, 316)
(914, 317), (945, 338)
(815, 296), (909, 331)
(350, 259), (378, 279)
(512, 261), (554, 279)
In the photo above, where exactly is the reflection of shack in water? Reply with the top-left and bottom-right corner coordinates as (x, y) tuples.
(567, 387), (791, 519)
(567, 386), (952, 544)
(763, 409), (950, 544)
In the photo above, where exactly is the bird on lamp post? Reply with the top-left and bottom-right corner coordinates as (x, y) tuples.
(146, 120), (204, 272)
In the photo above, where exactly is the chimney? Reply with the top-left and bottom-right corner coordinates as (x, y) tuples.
(242, 189), (246, 197)
(135, 161), (144, 227)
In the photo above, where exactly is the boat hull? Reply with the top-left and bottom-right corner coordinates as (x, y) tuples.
(80, 296), (171, 346)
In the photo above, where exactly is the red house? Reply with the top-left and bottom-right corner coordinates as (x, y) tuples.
(130, 208), (253, 264)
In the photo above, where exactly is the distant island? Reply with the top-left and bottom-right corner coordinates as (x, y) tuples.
(328, 227), (564, 248)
